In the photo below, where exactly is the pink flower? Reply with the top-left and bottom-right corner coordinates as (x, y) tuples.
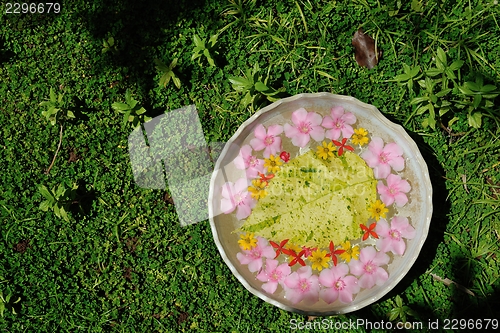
(233, 145), (265, 179)
(322, 106), (357, 140)
(284, 108), (325, 147)
(256, 259), (291, 294)
(375, 217), (416, 255)
(250, 124), (283, 158)
(237, 237), (275, 273)
(377, 174), (411, 207)
(220, 178), (256, 220)
(361, 137), (405, 179)
(283, 266), (320, 304)
(349, 246), (389, 289)
(319, 263), (360, 304)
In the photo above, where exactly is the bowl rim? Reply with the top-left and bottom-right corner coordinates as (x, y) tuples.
(208, 92), (433, 315)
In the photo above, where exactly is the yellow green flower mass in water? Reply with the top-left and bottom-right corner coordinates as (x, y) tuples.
(240, 150), (377, 248)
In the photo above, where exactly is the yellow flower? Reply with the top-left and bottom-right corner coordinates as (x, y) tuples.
(248, 179), (267, 200)
(238, 232), (257, 250)
(351, 128), (369, 146)
(339, 241), (360, 263)
(263, 154), (283, 173)
(368, 200), (389, 220)
(308, 249), (329, 271)
(316, 141), (336, 160)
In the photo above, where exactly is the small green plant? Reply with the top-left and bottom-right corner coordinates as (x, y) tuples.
(102, 36), (118, 54)
(112, 89), (151, 128)
(388, 295), (419, 323)
(455, 74), (499, 128)
(39, 87), (75, 126)
(38, 182), (79, 222)
(228, 62), (284, 111)
(191, 34), (218, 67)
(154, 58), (181, 89)
(0, 285), (21, 317)
(39, 87), (75, 173)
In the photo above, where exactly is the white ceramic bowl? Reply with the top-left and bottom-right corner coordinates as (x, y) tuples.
(208, 93), (432, 315)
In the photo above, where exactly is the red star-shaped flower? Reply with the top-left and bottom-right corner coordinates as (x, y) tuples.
(288, 249), (306, 267)
(332, 138), (354, 156)
(360, 222), (379, 241)
(269, 239), (291, 258)
(325, 241), (345, 266)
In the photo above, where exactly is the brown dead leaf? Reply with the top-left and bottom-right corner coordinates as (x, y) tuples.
(352, 28), (382, 69)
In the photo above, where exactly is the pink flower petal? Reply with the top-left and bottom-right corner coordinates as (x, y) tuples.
(368, 137), (384, 155)
(284, 123), (299, 138)
(292, 132), (311, 147)
(309, 126), (325, 142)
(284, 271), (300, 289)
(250, 137), (266, 151)
(375, 218), (390, 235)
(340, 126), (355, 139)
(221, 198), (235, 214)
(305, 111), (323, 126)
(267, 124), (284, 137)
(262, 281), (279, 294)
(388, 156), (405, 172)
(374, 163), (391, 179)
(320, 288), (339, 304)
(247, 258), (263, 272)
(372, 251), (390, 266)
(393, 193), (409, 207)
(254, 124), (267, 140)
(325, 128), (341, 141)
(321, 115), (335, 129)
(221, 182), (235, 200)
(291, 108), (308, 124)
(236, 204), (251, 220)
(234, 178), (249, 193)
(342, 112), (357, 125)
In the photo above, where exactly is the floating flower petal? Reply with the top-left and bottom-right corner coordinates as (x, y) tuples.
(322, 106), (356, 141)
(319, 263), (360, 304)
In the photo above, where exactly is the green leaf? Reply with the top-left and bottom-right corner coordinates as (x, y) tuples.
(468, 111), (482, 128)
(49, 87), (56, 103)
(389, 308), (400, 321)
(66, 110), (75, 119)
(425, 68), (442, 77)
(39, 200), (51, 212)
(435, 88), (452, 98)
(39, 185), (54, 201)
(172, 75), (181, 89)
(439, 107), (449, 116)
(436, 47), (447, 67)
(154, 59), (169, 72)
(169, 58), (178, 69)
(123, 111), (131, 126)
(56, 183), (66, 198)
(448, 116), (459, 127)
(112, 102), (130, 112)
(159, 72), (172, 87)
(229, 77), (253, 91)
(208, 34), (218, 47)
(465, 81), (480, 92)
(193, 34), (205, 48)
(316, 70), (336, 80)
(124, 89), (132, 104)
(254, 81), (269, 92)
(449, 60), (464, 71)
(410, 96), (429, 105)
(59, 206), (69, 222)
(415, 104), (430, 115)
(480, 84), (497, 93)
(473, 94), (482, 108)
(409, 65), (421, 77)
(427, 113), (436, 129)
(241, 91), (253, 108)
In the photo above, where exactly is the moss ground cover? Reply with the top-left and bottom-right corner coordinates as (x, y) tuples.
(1, 0), (499, 331)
